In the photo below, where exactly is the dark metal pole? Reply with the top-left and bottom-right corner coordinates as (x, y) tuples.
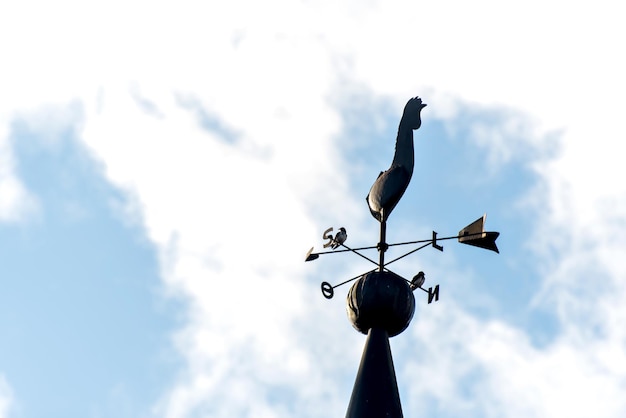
(345, 327), (403, 418)
(378, 218), (388, 271)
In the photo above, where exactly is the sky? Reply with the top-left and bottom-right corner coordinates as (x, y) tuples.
(1, 0), (626, 417)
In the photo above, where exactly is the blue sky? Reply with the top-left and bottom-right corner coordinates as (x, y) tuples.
(1, 124), (181, 417)
(1, 1), (626, 417)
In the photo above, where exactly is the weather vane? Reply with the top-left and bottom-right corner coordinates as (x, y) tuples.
(304, 97), (500, 418)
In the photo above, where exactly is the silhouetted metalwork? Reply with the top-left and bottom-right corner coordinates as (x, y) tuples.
(346, 327), (403, 418)
(347, 271), (415, 337)
(458, 214), (500, 253)
(304, 96), (501, 418)
(307, 226), (498, 300)
(366, 97), (427, 223)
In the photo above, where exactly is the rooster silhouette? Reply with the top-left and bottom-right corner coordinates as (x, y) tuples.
(366, 97), (427, 222)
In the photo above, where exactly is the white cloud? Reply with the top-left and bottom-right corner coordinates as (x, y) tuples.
(397, 298), (626, 418)
(77, 65), (361, 417)
(2, 0), (626, 417)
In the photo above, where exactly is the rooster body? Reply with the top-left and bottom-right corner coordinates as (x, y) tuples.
(366, 97), (427, 222)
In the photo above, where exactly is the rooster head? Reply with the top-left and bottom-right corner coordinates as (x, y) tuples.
(401, 96), (427, 130)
